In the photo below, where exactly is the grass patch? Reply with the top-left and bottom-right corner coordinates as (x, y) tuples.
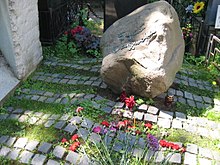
(166, 129), (220, 152)
(203, 110), (220, 122)
(175, 102), (207, 117)
(20, 79), (98, 95)
(37, 64), (100, 77)
(24, 125), (61, 143)
(3, 97), (65, 114)
(0, 119), (62, 143)
(0, 156), (22, 165)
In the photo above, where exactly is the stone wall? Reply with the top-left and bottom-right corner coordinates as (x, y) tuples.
(0, 0), (42, 80)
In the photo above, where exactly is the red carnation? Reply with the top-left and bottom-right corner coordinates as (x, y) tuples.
(123, 120), (130, 126)
(61, 138), (67, 143)
(125, 95), (136, 110)
(101, 121), (110, 127)
(172, 144), (180, 150)
(144, 122), (152, 130)
(117, 121), (126, 128)
(69, 144), (77, 151)
(135, 130), (142, 135)
(71, 134), (79, 141)
(159, 140), (167, 147)
(76, 106), (84, 113)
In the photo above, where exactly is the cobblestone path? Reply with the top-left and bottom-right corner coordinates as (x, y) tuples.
(0, 57), (219, 165)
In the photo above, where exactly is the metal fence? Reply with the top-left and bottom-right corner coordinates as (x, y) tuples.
(38, 0), (82, 44)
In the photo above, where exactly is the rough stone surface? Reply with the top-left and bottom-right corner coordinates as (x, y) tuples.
(38, 142), (52, 154)
(14, 137), (28, 148)
(53, 146), (66, 159)
(144, 113), (158, 123)
(100, 1), (184, 98)
(64, 124), (77, 134)
(186, 144), (198, 154)
(0, 146), (11, 156)
(147, 105), (159, 115)
(25, 140), (39, 151)
(166, 153), (181, 164)
(7, 149), (21, 160)
(66, 151), (80, 164)
(47, 159), (60, 165)
(19, 150), (34, 164)
(31, 154), (47, 165)
(157, 118), (171, 128)
(184, 152), (197, 165)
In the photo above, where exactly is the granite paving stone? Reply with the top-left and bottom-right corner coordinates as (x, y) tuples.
(60, 79), (69, 83)
(38, 96), (48, 102)
(177, 97), (187, 104)
(176, 90), (184, 97)
(14, 137), (28, 148)
(28, 116), (39, 124)
(168, 88), (176, 95)
(7, 149), (21, 160)
(44, 120), (55, 128)
(175, 112), (186, 120)
(84, 94), (96, 99)
(196, 102), (205, 109)
(6, 107), (14, 112)
(64, 123), (77, 134)
(198, 158), (212, 165)
(69, 116), (82, 124)
(0, 135), (9, 144)
(147, 106), (159, 115)
(144, 149), (155, 161)
(47, 159), (60, 165)
(106, 100), (116, 107)
(183, 123), (197, 133)
(186, 144), (198, 154)
(89, 133), (101, 144)
(159, 110), (173, 119)
(123, 110), (133, 119)
(67, 80), (77, 84)
(8, 114), (20, 120)
(34, 112), (44, 117)
(78, 155), (91, 165)
(114, 102), (125, 109)
(53, 146), (66, 159)
(199, 147), (213, 159)
(31, 154), (47, 165)
(112, 141), (123, 152)
(166, 153), (181, 164)
(84, 80), (93, 85)
(184, 152), (197, 165)
(172, 119), (182, 129)
(193, 95), (203, 102)
(81, 118), (94, 129)
(44, 92), (54, 97)
(25, 140), (39, 151)
(184, 91), (193, 100)
(38, 142), (52, 154)
(6, 137), (16, 147)
(0, 146), (11, 156)
(45, 97), (56, 103)
(154, 151), (164, 163)
(133, 148), (144, 158)
(12, 108), (24, 114)
(202, 96), (213, 104)
(0, 114), (9, 120)
(187, 99), (196, 107)
(31, 95), (40, 101)
(48, 115), (61, 120)
(54, 120), (66, 129)
(137, 138), (147, 148)
(66, 151), (80, 164)
(78, 128), (90, 140)
(157, 118), (171, 128)
(102, 106), (112, 113)
(144, 113), (158, 123)
(197, 127), (209, 137)
(42, 114), (51, 119)
(133, 111), (144, 120)
(19, 150), (34, 164)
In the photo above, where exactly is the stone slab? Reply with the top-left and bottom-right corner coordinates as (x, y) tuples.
(53, 146), (66, 159)
(38, 142), (52, 154)
(19, 150), (34, 164)
(25, 140), (39, 151)
(14, 137), (28, 148)
(31, 154), (47, 165)
(66, 151), (80, 164)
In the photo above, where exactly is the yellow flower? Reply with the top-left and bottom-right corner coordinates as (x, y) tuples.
(193, 2), (205, 14)
(212, 81), (217, 86)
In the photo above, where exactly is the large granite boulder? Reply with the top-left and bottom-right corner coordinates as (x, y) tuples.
(100, 1), (185, 98)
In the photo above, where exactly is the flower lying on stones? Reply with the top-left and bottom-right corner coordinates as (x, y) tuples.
(71, 134), (79, 141)
(93, 126), (102, 134)
(117, 121), (126, 129)
(193, 1), (205, 14)
(76, 106), (84, 113)
(147, 133), (159, 151)
(69, 141), (81, 151)
(120, 91), (127, 102)
(159, 140), (186, 153)
(125, 95), (136, 110)
(135, 130), (142, 135)
(61, 138), (67, 143)
(101, 121), (110, 127)
(144, 122), (152, 130)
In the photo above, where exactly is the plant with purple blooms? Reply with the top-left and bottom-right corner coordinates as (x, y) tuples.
(147, 133), (159, 151)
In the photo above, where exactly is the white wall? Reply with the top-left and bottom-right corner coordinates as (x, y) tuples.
(0, 0), (43, 79)
(0, 0), (17, 75)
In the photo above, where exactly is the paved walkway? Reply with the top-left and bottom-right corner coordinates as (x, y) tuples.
(0, 57), (220, 164)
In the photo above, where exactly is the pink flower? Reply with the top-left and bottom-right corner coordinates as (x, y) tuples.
(71, 134), (79, 141)
(144, 123), (153, 130)
(125, 95), (136, 110)
(76, 107), (84, 113)
(117, 121), (126, 129)
(93, 126), (102, 134)
(119, 91), (127, 102)
(61, 138), (67, 143)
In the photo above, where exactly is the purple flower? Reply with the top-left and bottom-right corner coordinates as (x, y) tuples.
(93, 126), (102, 134)
(110, 126), (117, 132)
(101, 128), (108, 135)
(147, 134), (159, 151)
